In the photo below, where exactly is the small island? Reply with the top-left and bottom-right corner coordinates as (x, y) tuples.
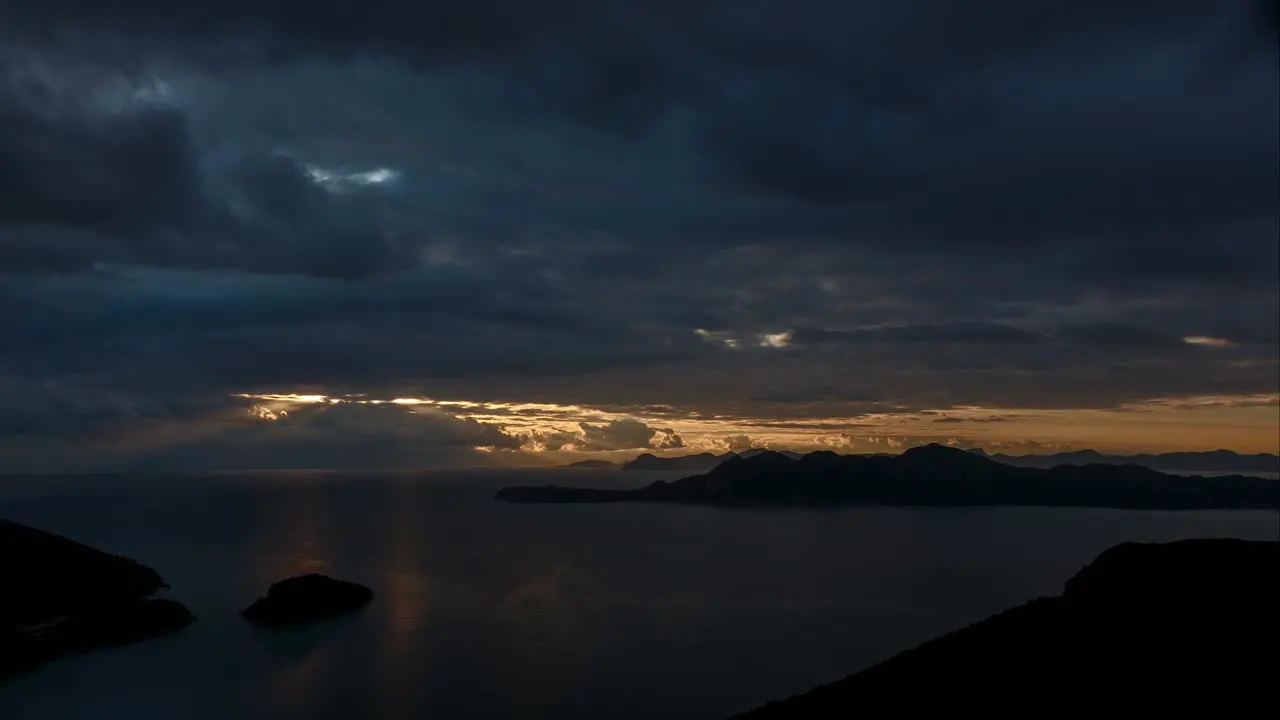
(242, 574), (373, 628)
(729, 538), (1279, 718)
(1, 518), (194, 680)
(497, 444), (1280, 510)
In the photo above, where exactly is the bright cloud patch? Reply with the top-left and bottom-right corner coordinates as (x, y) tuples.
(303, 164), (402, 192)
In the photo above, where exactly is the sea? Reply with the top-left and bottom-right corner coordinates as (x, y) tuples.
(1, 468), (1276, 719)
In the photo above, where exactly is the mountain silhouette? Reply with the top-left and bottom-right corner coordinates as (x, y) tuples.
(621, 449), (802, 471)
(620, 447), (1277, 475)
(980, 448), (1278, 474)
(496, 444), (1280, 510)
(560, 459), (618, 469)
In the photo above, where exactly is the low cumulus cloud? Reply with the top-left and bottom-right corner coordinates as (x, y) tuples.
(832, 434), (1066, 455)
(523, 418), (683, 452)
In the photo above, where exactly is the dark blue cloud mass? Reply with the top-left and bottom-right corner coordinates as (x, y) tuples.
(0, 1), (1276, 469)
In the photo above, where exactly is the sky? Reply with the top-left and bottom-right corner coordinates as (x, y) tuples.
(1, 1), (1277, 472)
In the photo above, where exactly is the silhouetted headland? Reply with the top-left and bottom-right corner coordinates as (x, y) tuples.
(242, 574), (373, 628)
(496, 444), (1280, 509)
(1, 518), (194, 680)
(729, 538), (1280, 718)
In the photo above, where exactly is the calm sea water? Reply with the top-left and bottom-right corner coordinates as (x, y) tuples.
(1, 469), (1275, 719)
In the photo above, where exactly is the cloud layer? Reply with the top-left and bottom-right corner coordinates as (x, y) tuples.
(1, 1), (1276, 468)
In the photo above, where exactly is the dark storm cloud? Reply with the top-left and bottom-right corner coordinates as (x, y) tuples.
(0, 265), (703, 397)
(0, 372), (241, 440)
(0, 87), (197, 233)
(0, 0), (629, 65)
(1055, 323), (1187, 350)
(3, 1), (1275, 275)
(794, 323), (1047, 347)
(0, 64), (417, 279)
(0, 0), (1276, 467)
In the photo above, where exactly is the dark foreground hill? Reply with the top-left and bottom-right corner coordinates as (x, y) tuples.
(729, 538), (1280, 719)
(496, 443), (1280, 510)
(1, 519), (193, 680)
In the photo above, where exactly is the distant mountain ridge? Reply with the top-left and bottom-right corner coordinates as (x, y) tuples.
(621, 449), (801, 471)
(618, 447), (1276, 475)
(497, 444), (1280, 510)
(974, 448), (1279, 474)
(560, 459), (618, 469)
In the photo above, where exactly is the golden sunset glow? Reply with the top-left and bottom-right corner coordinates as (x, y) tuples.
(1181, 336), (1234, 347)
(231, 391), (1280, 458)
